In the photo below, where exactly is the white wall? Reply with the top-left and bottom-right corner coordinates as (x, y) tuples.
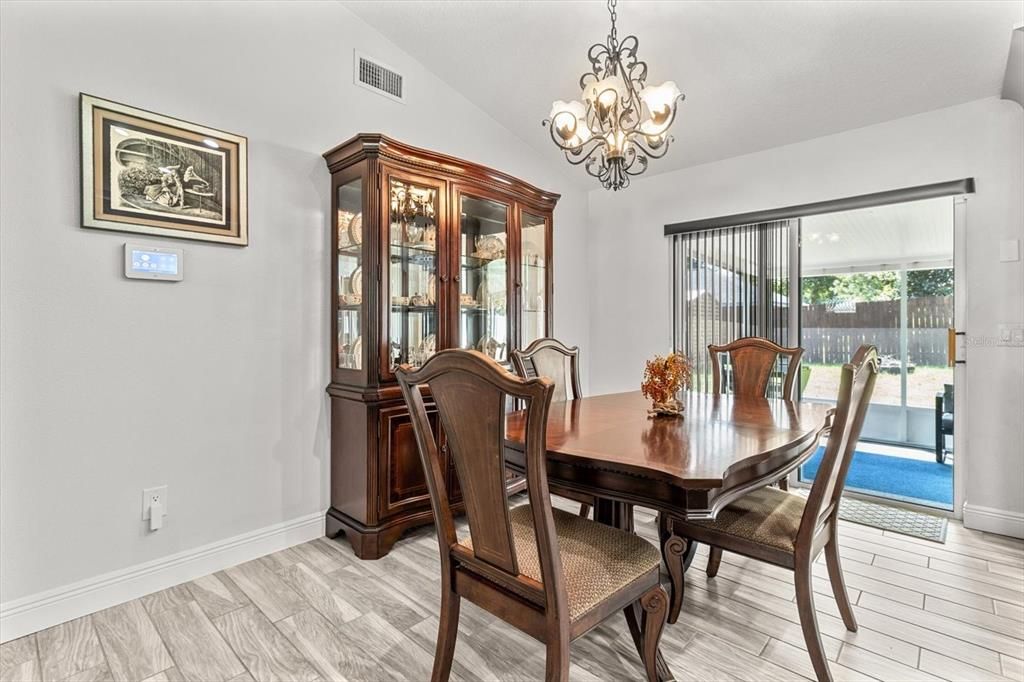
(587, 97), (1024, 532)
(0, 0), (590, 619)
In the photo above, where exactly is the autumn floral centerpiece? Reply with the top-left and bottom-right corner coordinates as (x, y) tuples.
(641, 352), (693, 417)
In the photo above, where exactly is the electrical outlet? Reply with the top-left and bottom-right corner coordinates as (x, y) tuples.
(142, 486), (168, 520)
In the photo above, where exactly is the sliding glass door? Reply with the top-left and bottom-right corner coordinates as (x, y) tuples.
(667, 184), (967, 514)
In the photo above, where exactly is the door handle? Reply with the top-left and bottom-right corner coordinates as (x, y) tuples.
(948, 328), (966, 366)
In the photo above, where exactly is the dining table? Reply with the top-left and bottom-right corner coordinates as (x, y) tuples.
(503, 389), (833, 682)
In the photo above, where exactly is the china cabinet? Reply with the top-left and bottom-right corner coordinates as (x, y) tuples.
(323, 134), (558, 559)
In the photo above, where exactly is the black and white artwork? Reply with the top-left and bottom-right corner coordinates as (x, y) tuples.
(81, 94), (248, 245)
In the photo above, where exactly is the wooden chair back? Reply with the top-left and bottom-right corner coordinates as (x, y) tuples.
(708, 337), (804, 400)
(396, 350), (566, 614)
(798, 345), (879, 541)
(511, 338), (582, 402)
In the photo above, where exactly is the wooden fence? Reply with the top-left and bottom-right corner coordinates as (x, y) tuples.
(801, 296), (952, 366)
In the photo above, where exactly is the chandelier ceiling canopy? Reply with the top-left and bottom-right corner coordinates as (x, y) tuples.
(544, 0), (685, 191)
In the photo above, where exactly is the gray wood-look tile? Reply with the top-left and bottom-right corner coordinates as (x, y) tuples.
(140, 668), (183, 682)
(254, 548), (302, 573)
(0, 634), (41, 682)
(226, 673), (256, 682)
(9, 494), (1024, 682)
(36, 616), (105, 682)
(919, 648), (1015, 682)
(323, 565), (429, 631)
(761, 639), (875, 682)
(1002, 654), (1024, 681)
(140, 585), (193, 616)
(91, 599), (173, 682)
(287, 541), (349, 575)
(674, 633), (805, 681)
(275, 609), (349, 682)
(838, 643), (945, 681)
(150, 601), (245, 682)
(63, 663), (115, 681)
(224, 560), (307, 623)
(213, 605), (319, 682)
(278, 563), (360, 628)
(187, 571), (250, 620)
(334, 611), (433, 681)
(996, 600), (1024, 622)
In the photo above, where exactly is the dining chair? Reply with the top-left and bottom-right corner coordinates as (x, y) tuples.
(397, 350), (669, 682)
(670, 345), (879, 682)
(708, 336), (804, 403)
(511, 337), (596, 519)
(659, 336), (806, 620)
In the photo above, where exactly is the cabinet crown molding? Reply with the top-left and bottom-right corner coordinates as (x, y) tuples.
(323, 133), (561, 209)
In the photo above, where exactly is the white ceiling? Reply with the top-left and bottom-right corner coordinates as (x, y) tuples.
(802, 196), (954, 273)
(344, 0), (1022, 188)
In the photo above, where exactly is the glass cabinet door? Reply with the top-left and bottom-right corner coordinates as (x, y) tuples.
(458, 195), (509, 362)
(336, 177), (364, 370)
(387, 178), (441, 371)
(520, 211), (549, 345)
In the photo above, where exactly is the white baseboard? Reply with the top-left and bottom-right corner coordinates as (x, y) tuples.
(962, 502), (1024, 539)
(0, 511), (325, 643)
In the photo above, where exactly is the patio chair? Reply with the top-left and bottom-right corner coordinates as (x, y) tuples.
(935, 383), (953, 464)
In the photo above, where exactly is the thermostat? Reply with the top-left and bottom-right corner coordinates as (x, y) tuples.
(124, 243), (183, 281)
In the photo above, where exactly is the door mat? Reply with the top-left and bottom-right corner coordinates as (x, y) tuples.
(796, 490), (948, 542)
(840, 496), (948, 542)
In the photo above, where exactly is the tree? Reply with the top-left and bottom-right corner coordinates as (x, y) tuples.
(833, 272), (900, 302)
(907, 268), (953, 297)
(802, 275), (838, 305)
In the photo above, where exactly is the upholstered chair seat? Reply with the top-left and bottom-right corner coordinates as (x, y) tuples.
(461, 504), (662, 621)
(691, 487), (805, 557)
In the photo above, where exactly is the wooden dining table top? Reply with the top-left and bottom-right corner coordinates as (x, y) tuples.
(504, 390), (832, 519)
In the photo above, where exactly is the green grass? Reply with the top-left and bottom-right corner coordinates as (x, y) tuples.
(803, 363), (952, 408)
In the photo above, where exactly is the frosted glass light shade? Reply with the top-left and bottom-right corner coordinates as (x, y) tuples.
(584, 75), (627, 111)
(604, 129), (629, 159)
(639, 80), (681, 133)
(549, 100), (591, 146)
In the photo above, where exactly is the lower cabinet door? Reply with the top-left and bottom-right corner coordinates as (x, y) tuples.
(379, 403), (436, 518)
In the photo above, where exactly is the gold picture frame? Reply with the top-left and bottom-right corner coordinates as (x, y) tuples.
(80, 93), (248, 246)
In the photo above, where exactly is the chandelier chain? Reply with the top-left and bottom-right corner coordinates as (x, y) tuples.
(607, 0), (617, 49)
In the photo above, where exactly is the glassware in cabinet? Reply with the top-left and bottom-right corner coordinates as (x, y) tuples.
(458, 195), (509, 362)
(520, 210), (549, 345)
(388, 178), (440, 370)
(336, 177), (364, 370)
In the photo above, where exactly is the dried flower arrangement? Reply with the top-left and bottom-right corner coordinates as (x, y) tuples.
(641, 352), (693, 417)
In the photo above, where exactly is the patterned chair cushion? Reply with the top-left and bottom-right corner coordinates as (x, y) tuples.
(460, 504), (661, 621)
(693, 486), (806, 553)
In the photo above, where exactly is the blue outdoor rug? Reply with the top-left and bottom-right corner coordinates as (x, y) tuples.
(801, 446), (953, 507)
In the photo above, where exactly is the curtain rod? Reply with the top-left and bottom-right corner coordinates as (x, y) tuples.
(663, 178), (975, 236)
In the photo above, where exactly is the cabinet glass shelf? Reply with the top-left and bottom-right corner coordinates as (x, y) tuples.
(458, 195), (509, 362)
(520, 211), (548, 346)
(388, 179), (440, 370)
(336, 178), (363, 371)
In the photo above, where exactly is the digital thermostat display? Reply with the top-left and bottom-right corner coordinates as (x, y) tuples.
(124, 244), (183, 281)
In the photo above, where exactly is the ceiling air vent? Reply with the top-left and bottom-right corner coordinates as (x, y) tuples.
(354, 51), (405, 103)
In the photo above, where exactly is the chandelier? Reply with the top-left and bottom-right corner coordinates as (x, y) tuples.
(544, 0), (685, 191)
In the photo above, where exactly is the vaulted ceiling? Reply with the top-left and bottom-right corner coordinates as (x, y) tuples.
(344, 0), (1022, 186)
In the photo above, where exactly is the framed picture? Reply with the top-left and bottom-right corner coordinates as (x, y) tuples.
(81, 94), (248, 246)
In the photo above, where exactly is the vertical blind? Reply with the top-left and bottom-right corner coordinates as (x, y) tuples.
(670, 220), (797, 397)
